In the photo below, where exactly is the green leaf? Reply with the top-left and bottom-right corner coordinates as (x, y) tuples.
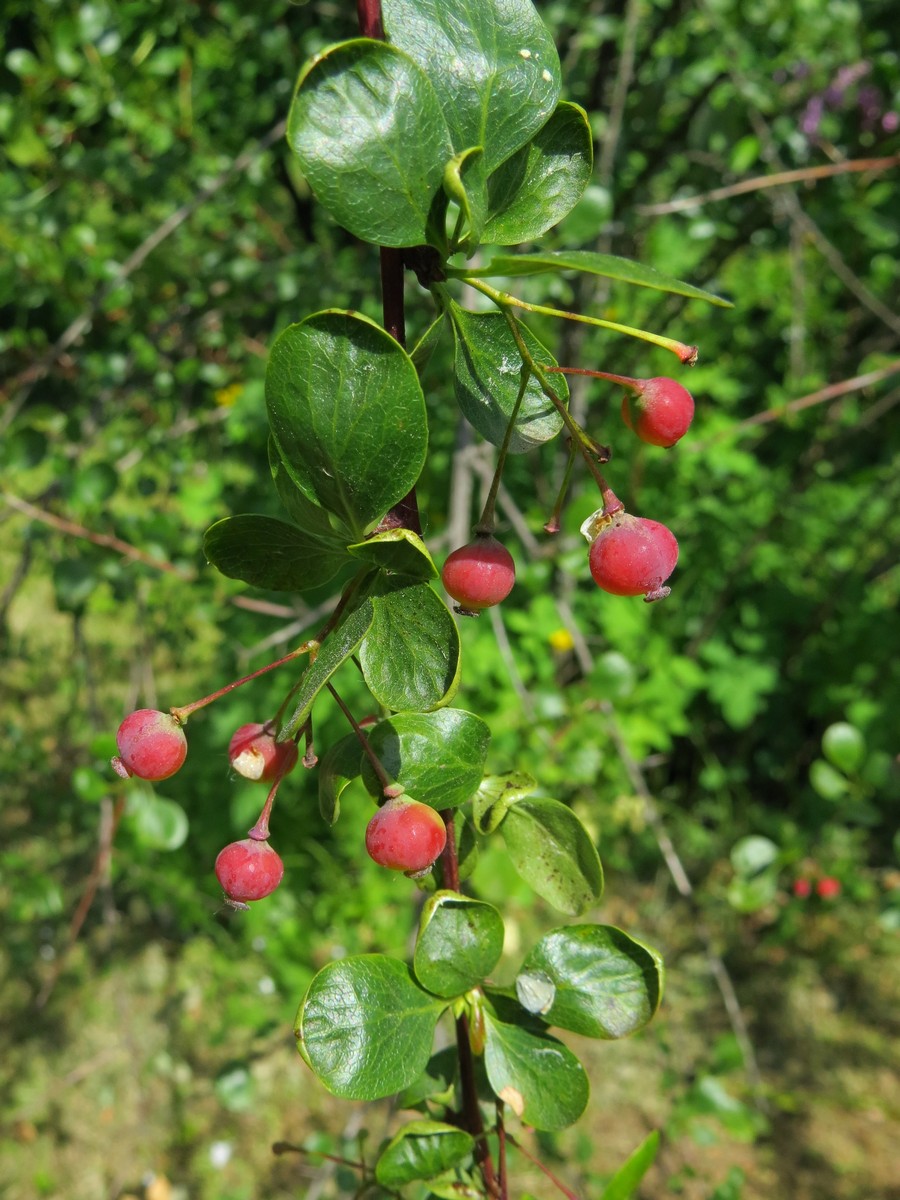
(276, 598), (374, 740)
(448, 305), (566, 452)
(809, 758), (850, 800)
(472, 771), (537, 834)
(483, 102), (593, 245)
(203, 515), (349, 592)
(318, 733), (362, 825)
(128, 794), (189, 851)
(518, 925), (663, 1039)
(600, 1131), (660, 1200)
(464, 249), (732, 306)
(268, 437), (345, 536)
(375, 1119), (475, 1187)
(501, 796), (603, 915)
(483, 1011), (589, 1131)
(730, 835), (779, 877)
(414, 891), (504, 998)
(287, 39), (453, 247)
(382, 0), (560, 174)
(294, 955), (445, 1099)
(410, 313), (447, 375)
(822, 722), (865, 774)
(443, 146), (488, 252)
(395, 1045), (458, 1109)
(360, 709), (491, 809)
(360, 579), (461, 712)
(267, 311), (428, 537)
(347, 528), (438, 579)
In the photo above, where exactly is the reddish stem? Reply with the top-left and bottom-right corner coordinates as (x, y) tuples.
(170, 645), (311, 723)
(505, 1134), (581, 1200)
(546, 364), (642, 393)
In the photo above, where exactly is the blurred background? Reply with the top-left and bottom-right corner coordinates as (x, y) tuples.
(1, 0), (898, 1197)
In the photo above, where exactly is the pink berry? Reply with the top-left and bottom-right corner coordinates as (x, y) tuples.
(442, 536), (516, 614)
(112, 708), (187, 781)
(816, 876), (841, 900)
(793, 878), (812, 899)
(215, 838), (284, 904)
(588, 512), (678, 601)
(365, 797), (447, 874)
(228, 722), (298, 783)
(621, 378), (695, 447)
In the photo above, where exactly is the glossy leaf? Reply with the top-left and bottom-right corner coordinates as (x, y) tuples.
(288, 39), (453, 247)
(395, 1045), (458, 1109)
(483, 102), (593, 244)
(518, 925), (663, 1039)
(601, 1131), (660, 1200)
(501, 796), (603, 915)
(318, 733), (362, 825)
(472, 770), (537, 834)
(360, 709), (491, 809)
(203, 514), (348, 592)
(449, 305), (566, 452)
(444, 145), (488, 252)
(295, 955), (445, 1099)
(382, 0), (560, 173)
(822, 721), (865, 774)
(483, 1010), (589, 1131)
(276, 598), (374, 740)
(268, 438), (346, 536)
(347, 528), (438, 579)
(464, 249), (732, 306)
(267, 311), (428, 537)
(375, 1119), (475, 1188)
(360, 579), (461, 712)
(414, 891), (504, 997)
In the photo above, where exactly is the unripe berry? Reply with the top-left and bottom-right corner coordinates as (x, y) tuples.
(215, 838), (284, 904)
(816, 876), (841, 900)
(228, 723), (298, 783)
(621, 377), (695, 447)
(112, 708), (187, 781)
(365, 797), (447, 874)
(588, 512), (678, 601)
(442, 535), (516, 615)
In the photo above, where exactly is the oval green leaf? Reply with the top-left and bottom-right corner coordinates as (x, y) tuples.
(449, 305), (566, 452)
(347, 528), (438, 579)
(360, 709), (491, 809)
(267, 311), (428, 537)
(472, 770), (537, 834)
(375, 1119), (475, 1188)
(519, 924), (664, 1040)
(382, 0), (560, 174)
(822, 721), (865, 774)
(203, 514), (349, 592)
(483, 102), (593, 245)
(318, 733), (362, 825)
(464, 249), (732, 307)
(268, 437), (346, 536)
(601, 1131), (660, 1200)
(360, 580), (461, 712)
(483, 1011), (589, 1131)
(288, 39), (453, 247)
(501, 796), (603, 915)
(295, 955), (446, 1100)
(414, 892), (504, 998)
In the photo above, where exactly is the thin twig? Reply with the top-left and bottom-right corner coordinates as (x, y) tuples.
(505, 1134), (580, 1200)
(637, 154), (900, 215)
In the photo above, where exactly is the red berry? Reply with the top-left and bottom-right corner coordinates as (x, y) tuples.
(228, 722), (298, 783)
(112, 708), (187, 781)
(215, 838), (284, 904)
(621, 378), (695, 447)
(588, 512), (678, 601)
(365, 797), (447, 874)
(442, 535), (516, 614)
(816, 876), (841, 900)
(793, 878), (812, 899)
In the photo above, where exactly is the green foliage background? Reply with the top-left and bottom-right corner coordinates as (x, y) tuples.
(1, 0), (898, 1197)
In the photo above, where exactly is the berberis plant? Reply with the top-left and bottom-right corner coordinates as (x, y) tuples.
(112, 0), (730, 1192)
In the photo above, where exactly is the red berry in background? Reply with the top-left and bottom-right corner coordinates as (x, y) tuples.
(215, 838), (284, 905)
(588, 512), (679, 601)
(621, 378), (695, 447)
(365, 797), (447, 874)
(228, 723), (298, 783)
(442, 535), (516, 614)
(816, 876), (841, 900)
(793, 878), (812, 899)
(112, 708), (187, 781)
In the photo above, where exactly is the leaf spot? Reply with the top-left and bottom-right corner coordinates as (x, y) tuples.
(519, 48), (532, 59)
(498, 1086), (525, 1116)
(541, 69), (552, 83)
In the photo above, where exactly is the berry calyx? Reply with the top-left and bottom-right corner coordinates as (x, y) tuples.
(588, 512), (678, 601)
(228, 723), (298, 783)
(215, 838), (284, 906)
(112, 708), (187, 781)
(365, 797), (447, 874)
(442, 535), (516, 615)
(620, 377), (695, 447)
